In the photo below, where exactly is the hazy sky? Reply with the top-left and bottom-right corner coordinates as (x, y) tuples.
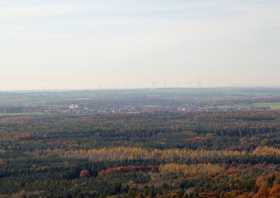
(0, 0), (280, 90)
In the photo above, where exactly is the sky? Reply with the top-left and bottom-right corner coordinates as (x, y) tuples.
(0, 0), (280, 90)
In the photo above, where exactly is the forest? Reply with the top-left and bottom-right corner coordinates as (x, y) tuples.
(1, 89), (280, 197)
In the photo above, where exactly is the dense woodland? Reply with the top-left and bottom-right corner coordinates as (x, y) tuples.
(1, 89), (280, 197)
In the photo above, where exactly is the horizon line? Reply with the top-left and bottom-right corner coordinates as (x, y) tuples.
(1, 86), (280, 93)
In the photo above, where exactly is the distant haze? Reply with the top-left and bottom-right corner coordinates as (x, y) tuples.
(0, 0), (280, 90)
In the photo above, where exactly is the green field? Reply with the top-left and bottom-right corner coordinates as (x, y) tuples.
(254, 102), (280, 109)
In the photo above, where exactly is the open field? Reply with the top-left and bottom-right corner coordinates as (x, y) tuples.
(254, 102), (280, 110)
